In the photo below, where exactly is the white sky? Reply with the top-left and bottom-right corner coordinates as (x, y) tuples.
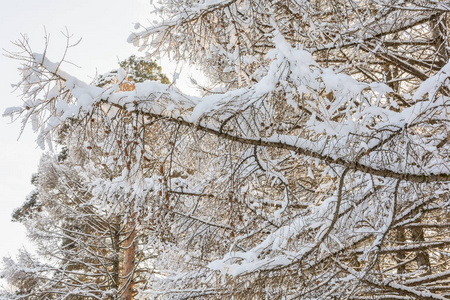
(0, 0), (196, 272)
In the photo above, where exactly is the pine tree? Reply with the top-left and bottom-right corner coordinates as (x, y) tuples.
(2, 57), (169, 299)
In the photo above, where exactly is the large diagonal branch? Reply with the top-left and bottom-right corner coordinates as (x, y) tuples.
(312, 11), (440, 54)
(335, 260), (448, 300)
(361, 44), (430, 81)
(19, 53), (450, 185)
(105, 101), (450, 183)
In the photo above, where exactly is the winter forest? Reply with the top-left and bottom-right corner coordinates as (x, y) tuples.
(2, 0), (450, 299)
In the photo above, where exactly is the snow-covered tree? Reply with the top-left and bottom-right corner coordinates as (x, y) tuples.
(96, 55), (170, 88)
(2, 58), (168, 300)
(2, 153), (123, 299)
(4, 0), (450, 299)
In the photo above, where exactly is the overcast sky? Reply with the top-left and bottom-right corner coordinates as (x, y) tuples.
(0, 0), (184, 269)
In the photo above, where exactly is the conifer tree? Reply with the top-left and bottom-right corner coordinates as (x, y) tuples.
(2, 57), (169, 300)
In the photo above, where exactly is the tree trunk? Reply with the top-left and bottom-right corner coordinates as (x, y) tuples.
(122, 226), (136, 300)
(410, 222), (431, 275)
(430, 13), (449, 67)
(111, 224), (120, 299)
(395, 227), (406, 274)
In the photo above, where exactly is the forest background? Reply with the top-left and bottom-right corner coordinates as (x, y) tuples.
(0, 0), (190, 267)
